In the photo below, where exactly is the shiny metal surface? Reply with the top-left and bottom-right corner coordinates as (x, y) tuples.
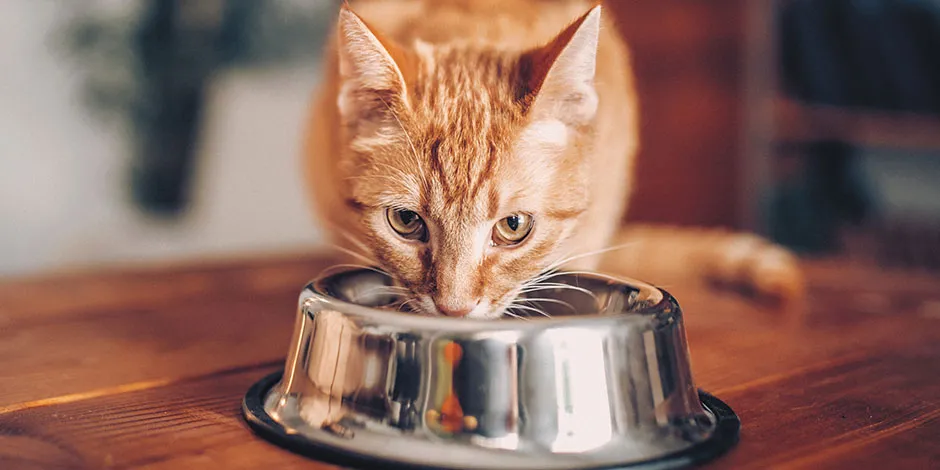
(259, 268), (719, 469)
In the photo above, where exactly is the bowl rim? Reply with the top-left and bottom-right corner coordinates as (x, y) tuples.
(302, 268), (679, 333)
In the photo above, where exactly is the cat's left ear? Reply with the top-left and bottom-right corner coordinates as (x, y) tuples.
(520, 5), (601, 126)
(335, 6), (413, 125)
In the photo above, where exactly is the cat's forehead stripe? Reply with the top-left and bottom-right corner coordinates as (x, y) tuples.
(409, 45), (526, 214)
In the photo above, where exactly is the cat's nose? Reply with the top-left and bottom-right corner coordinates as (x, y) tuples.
(435, 300), (478, 317)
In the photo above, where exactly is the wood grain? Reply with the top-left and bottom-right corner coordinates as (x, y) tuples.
(0, 253), (340, 408)
(0, 364), (325, 470)
(1, 254), (939, 469)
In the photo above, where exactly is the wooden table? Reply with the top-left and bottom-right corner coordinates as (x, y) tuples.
(2, 254), (939, 469)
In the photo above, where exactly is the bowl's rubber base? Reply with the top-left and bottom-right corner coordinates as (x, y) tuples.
(242, 371), (740, 470)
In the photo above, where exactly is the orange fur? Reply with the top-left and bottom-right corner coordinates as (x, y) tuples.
(304, 0), (802, 318)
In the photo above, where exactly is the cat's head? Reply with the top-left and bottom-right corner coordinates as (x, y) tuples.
(334, 5), (601, 319)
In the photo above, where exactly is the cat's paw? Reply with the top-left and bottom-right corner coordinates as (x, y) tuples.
(705, 233), (806, 308)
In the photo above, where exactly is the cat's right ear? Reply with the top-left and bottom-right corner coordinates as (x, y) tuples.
(519, 5), (601, 127)
(336, 6), (413, 124)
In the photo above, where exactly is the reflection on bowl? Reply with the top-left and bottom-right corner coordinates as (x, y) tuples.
(242, 268), (739, 469)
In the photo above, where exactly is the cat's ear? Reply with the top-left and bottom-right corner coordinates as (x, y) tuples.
(336, 6), (413, 124)
(520, 5), (601, 126)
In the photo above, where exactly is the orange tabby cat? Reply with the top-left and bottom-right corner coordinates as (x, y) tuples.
(304, 0), (803, 319)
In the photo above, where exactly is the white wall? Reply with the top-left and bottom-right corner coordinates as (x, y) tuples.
(0, 1), (327, 276)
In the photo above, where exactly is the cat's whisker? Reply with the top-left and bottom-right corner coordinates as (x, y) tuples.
(315, 220), (374, 258)
(542, 251), (577, 273)
(327, 226), (376, 258)
(515, 296), (577, 312)
(317, 264), (395, 296)
(518, 283), (596, 298)
(328, 244), (381, 267)
(533, 270), (630, 284)
(542, 242), (640, 272)
(318, 263), (389, 276)
(396, 297), (420, 312)
(503, 303), (531, 321)
(523, 266), (564, 285)
(351, 285), (410, 302)
(377, 95), (423, 171)
(516, 277), (551, 295)
(371, 286), (411, 295)
(375, 285), (410, 291)
(518, 289), (597, 304)
(505, 303), (551, 318)
(502, 310), (528, 320)
(317, 262), (408, 305)
(536, 250), (589, 278)
(397, 297), (414, 306)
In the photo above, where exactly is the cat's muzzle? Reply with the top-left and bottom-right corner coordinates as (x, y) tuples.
(242, 268), (740, 469)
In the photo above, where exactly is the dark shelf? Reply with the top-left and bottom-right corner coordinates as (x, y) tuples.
(775, 96), (940, 150)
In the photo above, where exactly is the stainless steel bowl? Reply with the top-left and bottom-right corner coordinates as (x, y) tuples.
(242, 268), (739, 469)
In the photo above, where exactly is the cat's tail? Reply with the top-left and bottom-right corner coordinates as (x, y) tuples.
(598, 224), (805, 305)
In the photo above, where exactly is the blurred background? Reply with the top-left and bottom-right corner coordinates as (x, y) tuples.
(3, 0), (940, 277)
(1, 0), (333, 276)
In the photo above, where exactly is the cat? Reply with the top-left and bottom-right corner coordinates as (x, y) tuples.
(303, 0), (803, 319)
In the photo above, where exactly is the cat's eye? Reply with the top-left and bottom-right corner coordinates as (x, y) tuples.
(492, 213), (534, 246)
(387, 208), (428, 242)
